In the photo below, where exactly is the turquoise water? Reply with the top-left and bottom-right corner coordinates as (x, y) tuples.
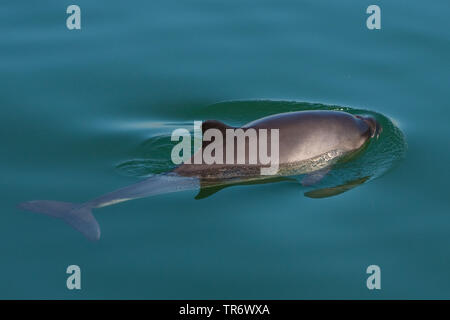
(1, 0), (449, 298)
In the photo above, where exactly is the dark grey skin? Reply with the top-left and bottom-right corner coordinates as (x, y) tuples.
(19, 110), (381, 240)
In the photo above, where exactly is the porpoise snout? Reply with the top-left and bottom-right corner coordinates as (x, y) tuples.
(356, 115), (382, 139)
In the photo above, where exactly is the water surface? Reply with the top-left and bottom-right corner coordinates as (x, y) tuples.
(1, 0), (450, 299)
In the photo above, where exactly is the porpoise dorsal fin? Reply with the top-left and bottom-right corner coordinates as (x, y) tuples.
(201, 120), (233, 149)
(201, 120), (232, 134)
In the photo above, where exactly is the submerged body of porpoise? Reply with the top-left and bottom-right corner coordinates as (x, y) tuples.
(19, 110), (381, 240)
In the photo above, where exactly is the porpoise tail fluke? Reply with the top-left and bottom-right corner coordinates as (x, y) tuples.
(18, 174), (201, 240)
(18, 201), (100, 241)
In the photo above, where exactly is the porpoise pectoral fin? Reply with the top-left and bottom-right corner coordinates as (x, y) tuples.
(195, 178), (236, 200)
(304, 176), (370, 199)
(195, 176), (297, 200)
(195, 184), (229, 200)
(301, 168), (331, 186)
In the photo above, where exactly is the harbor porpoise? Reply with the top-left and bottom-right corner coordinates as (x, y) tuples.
(19, 110), (381, 240)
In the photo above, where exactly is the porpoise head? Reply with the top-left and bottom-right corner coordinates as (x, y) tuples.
(332, 113), (382, 162)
